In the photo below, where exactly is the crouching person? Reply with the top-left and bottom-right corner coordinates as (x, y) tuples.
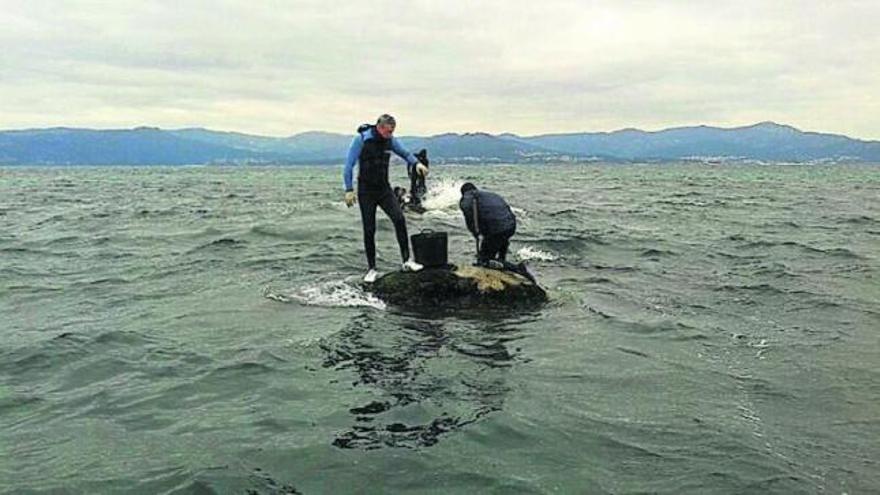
(458, 182), (536, 282)
(458, 182), (516, 267)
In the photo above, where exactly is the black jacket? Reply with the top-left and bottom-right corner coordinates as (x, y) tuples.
(459, 189), (516, 237)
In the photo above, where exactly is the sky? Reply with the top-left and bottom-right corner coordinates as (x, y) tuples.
(2, 0), (879, 138)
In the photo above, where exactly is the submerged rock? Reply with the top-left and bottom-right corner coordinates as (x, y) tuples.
(369, 264), (547, 308)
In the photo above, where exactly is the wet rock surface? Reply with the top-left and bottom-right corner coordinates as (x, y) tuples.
(368, 264), (547, 308)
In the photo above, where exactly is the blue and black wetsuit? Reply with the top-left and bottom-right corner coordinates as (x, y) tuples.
(343, 124), (419, 269)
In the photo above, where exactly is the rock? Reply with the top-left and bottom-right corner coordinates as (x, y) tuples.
(369, 264), (547, 308)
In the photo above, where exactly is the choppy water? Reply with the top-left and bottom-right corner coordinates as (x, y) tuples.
(1, 164), (879, 494)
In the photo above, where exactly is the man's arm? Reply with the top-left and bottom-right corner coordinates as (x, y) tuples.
(390, 136), (418, 167)
(343, 135), (362, 191)
(460, 195), (479, 237)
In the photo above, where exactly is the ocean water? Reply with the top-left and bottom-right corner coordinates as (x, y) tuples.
(1, 164), (878, 494)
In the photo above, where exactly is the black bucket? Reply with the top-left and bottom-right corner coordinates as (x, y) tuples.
(411, 230), (448, 267)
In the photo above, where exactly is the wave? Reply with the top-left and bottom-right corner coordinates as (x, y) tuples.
(263, 279), (386, 310)
(249, 224), (293, 239)
(0, 247), (49, 255)
(42, 235), (82, 246)
(751, 263), (800, 279)
(590, 264), (636, 272)
(534, 232), (608, 247)
(134, 207), (178, 217)
(190, 237), (247, 252)
(209, 361), (276, 376)
(737, 240), (864, 259)
(712, 283), (822, 300)
(640, 248), (677, 258)
(617, 346), (650, 358)
(619, 318), (700, 335)
(548, 208), (578, 217)
(202, 237), (246, 247)
(839, 215), (878, 225)
(32, 214), (65, 227)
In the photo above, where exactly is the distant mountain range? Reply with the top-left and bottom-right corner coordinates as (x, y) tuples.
(1, 122), (878, 165)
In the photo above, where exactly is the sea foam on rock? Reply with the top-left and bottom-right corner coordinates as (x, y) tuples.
(368, 264), (547, 308)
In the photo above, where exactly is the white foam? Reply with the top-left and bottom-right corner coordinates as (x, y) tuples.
(516, 246), (559, 262)
(264, 280), (386, 310)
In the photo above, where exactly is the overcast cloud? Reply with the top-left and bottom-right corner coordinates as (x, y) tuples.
(1, 0), (878, 138)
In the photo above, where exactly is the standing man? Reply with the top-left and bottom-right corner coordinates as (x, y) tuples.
(344, 114), (429, 283)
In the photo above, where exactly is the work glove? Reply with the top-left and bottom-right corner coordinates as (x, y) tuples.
(344, 190), (356, 207)
(416, 163), (429, 177)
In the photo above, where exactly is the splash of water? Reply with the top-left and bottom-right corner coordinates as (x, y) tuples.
(420, 179), (525, 218)
(516, 246), (559, 262)
(421, 178), (466, 211)
(263, 280), (386, 310)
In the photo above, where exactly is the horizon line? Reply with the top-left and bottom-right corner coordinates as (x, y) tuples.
(1, 121), (878, 143)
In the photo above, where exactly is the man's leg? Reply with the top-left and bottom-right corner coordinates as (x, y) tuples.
(414, 175), (426, 205)
(498, 236), (510, 262)
(409, 166), (419, 205)
(479, 234), (504, 264)
(358, 190), (379, 269)
(498, 231), (522, 272)
(377, 188), (410, 262)
(499, 226), (515, 261)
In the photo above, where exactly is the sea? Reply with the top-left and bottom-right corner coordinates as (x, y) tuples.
(1, 163), (878, 494)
